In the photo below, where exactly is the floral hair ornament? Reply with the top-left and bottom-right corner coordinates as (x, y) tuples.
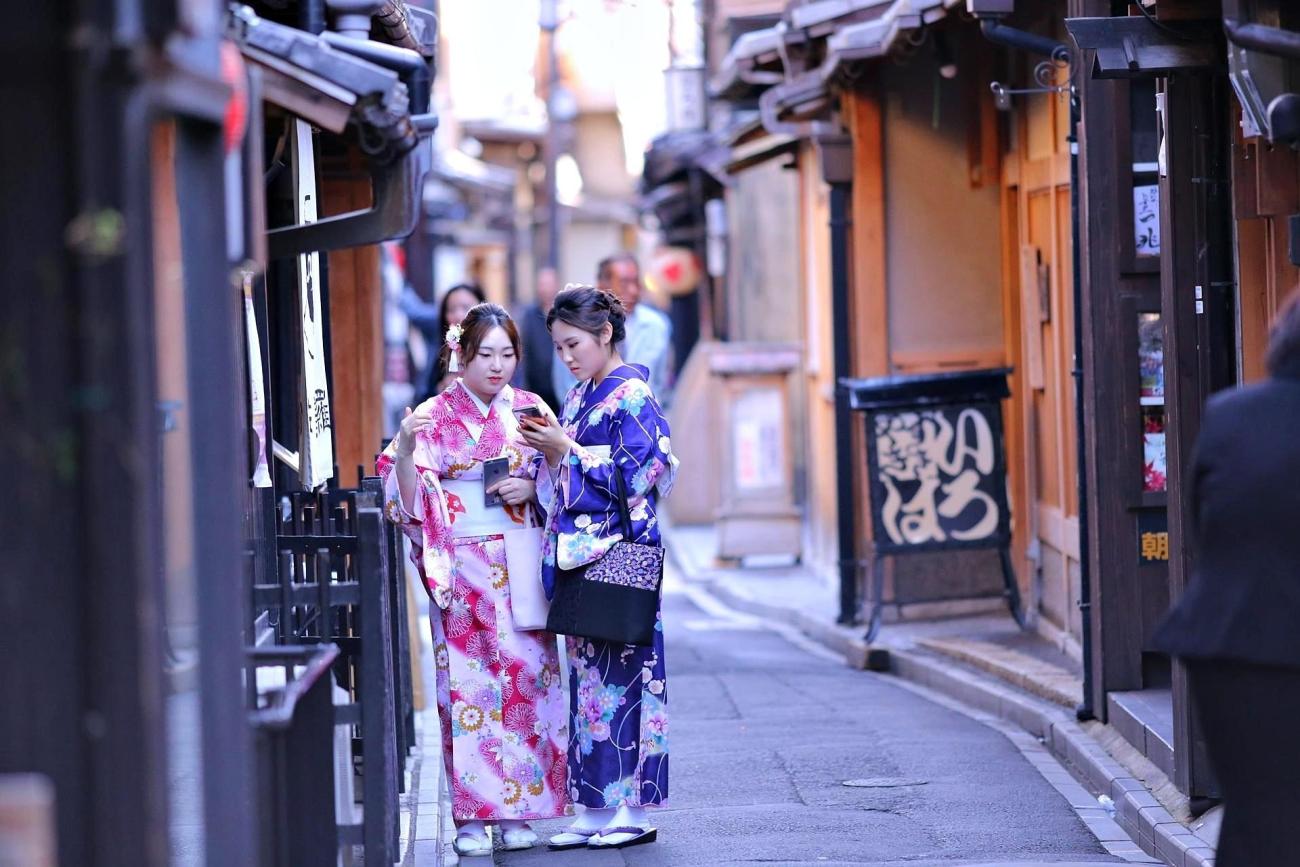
(445, 323), (463, 373)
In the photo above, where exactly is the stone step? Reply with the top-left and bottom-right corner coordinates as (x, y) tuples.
(916, 637), (1084, 709)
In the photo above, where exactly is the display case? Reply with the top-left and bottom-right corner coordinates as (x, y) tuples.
(1138, 312), (1166, 494)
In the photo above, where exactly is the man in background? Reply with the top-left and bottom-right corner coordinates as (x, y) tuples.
(598, 252), (673, 402)
(514, 267), (561, 412)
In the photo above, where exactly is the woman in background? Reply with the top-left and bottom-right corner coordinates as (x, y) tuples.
(401, 282), (486, 401)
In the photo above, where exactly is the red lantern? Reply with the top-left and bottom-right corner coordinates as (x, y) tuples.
(649, 246), (701, 297)
(220, 41), (248, 155)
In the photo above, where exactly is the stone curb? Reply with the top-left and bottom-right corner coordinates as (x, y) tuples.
(915, 637), (1082, 709)
(406, 709), (456, 866)
(664, 538), (1215, 867)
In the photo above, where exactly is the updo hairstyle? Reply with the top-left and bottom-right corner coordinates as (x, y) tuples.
(546, 284), (627, 346)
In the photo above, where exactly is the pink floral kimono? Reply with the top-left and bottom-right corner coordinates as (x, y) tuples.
(377, 382), (568, 822)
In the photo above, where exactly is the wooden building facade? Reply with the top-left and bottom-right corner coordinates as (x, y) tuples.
(701, 0), (1300, 801)
(2, 1), (437, 862)
(707, 1), (1083, 643)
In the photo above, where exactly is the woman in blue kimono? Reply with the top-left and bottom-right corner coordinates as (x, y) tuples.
(518, 284), (678, 851)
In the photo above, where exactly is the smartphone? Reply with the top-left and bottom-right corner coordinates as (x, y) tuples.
(513, 405), (543, 421)
(483, 456), (510, 507)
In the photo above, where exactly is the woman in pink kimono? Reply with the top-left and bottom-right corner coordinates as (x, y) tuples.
(377, 303), (568, 856)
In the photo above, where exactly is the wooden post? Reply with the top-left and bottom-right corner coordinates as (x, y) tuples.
(843, 82), (890, 621)
(1161, 71), (1235, 799)
(356, 501), (400, 864)
(324, 159), (386, 487)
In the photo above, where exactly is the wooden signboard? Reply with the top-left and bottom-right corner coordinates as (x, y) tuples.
(846, 368), (1022, 640)
(867, 404), (1012, 553)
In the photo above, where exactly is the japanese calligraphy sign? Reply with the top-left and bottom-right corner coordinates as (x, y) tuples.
(1137, 510), (1170, 565)
(292, 119), (334, 490)
(1133, 184), (1161, 256)
(848, 370), (1013, 556)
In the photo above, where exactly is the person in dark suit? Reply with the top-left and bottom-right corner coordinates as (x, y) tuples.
(512, 267), (560, 412)
(1152, 291), (1300, 866)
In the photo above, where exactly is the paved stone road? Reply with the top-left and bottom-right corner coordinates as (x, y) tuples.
(486, 573), (1134, 867)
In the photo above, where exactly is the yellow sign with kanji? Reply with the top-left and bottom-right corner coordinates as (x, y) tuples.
(1140, 531), (1169, 562)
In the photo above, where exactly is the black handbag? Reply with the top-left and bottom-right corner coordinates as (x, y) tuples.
(545, 465), (664, 646)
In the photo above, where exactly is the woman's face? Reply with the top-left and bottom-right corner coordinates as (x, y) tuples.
(552, 320), (612, 383)
(445, 289), (479, 327)
(460, 325), (518, 401)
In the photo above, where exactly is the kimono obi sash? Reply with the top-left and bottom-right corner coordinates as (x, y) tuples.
(442, 478), (520, 539)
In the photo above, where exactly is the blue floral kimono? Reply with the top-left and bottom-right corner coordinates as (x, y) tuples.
(541, 364), (678, 810)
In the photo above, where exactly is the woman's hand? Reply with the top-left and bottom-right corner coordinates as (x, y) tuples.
(394, 406), (433, 519)
(396, 406), (434, 458)
(487, 477), (536, 506)
(517, 410), (572, 466)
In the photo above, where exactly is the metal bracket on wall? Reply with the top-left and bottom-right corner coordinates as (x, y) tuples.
(990, 55), (1070, 111)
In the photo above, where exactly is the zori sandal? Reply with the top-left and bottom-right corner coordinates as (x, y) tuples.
(589, 826), (658, 849)
(452, 830), (492, 857)
(547, 826), (601, 851)
(501, 825), (538, 851)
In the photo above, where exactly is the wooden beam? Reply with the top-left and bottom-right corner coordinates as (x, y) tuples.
(999, 183), (1033, 607)
(844, 82), (888, 378)
(324, 170), (385, 486)
(841, 79), (890, 604)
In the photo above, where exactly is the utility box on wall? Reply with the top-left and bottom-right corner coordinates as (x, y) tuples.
(711, 343), (803, 561)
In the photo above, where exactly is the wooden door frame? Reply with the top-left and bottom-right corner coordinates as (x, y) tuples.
(1006, 40), (1080, 648)
(1076, 63), (1172, 717)
(1160, 70), (1236, 799)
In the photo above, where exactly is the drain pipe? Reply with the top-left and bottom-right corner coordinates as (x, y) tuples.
(974, 14), (1093, 719)
(1224, 17), (1300, 61)
(1067, 86), (1094, 722)
(980, 19), (1067, 60)
(830, 181), (858, 625)
(299, 0), (326, 34)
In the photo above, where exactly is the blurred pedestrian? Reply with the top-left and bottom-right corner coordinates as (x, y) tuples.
(1152, 291), (1300, 865)
(519, 285), (678, 851)
(552, 254), (673, 403)
(401, 282), (485, 402)
(513, 267), (560, 412)
(377, 303), (568, 856)
(601, 253), (673, 403)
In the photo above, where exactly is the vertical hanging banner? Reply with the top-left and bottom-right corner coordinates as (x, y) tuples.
(242, 271), (272, 488)
(291, 119), (334, 489)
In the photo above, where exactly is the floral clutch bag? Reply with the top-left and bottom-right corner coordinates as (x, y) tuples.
(545, 466), (662, 646)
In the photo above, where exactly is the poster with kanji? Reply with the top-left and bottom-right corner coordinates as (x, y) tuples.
(291, 118), (334, 490)
(732, 387), (785, 492)
(866, 403), (1012, 553)
(1134, 184), (1160, 256)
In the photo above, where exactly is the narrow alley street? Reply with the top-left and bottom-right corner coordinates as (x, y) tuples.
(25, 4), (1300, 864)
(487, 568), (1143, 867)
